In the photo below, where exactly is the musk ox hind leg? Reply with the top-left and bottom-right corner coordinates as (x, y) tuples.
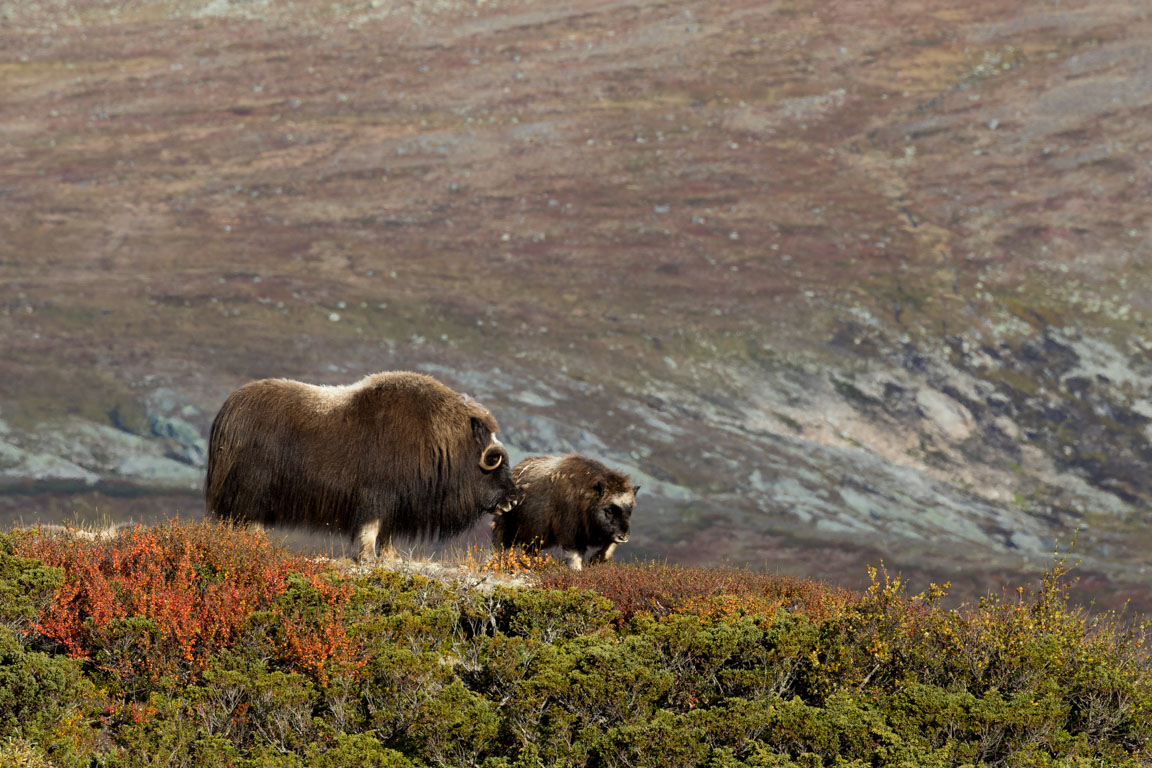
(376, 532), (398, 561)
(356, 519), (381, 564)
(588, 542), (618, 565)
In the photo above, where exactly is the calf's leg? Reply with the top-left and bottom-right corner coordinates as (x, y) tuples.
(491, 516), (507, 548)
(562, 548), (585, 570)
(588, 542), (618, 565)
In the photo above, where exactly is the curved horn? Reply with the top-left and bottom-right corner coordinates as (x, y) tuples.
(479, 435), (504, 471)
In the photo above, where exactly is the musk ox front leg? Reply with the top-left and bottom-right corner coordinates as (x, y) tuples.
(588, 542), (618, 565)
(562, 548), (586, 570)
(490, 516), (507, 550)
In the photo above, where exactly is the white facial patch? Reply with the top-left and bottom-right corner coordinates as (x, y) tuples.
(606, 490), (635, 508)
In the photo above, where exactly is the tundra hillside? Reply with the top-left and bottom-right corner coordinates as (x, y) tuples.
(2, 521), (1151, 767)
(3, 0), (1152, 607)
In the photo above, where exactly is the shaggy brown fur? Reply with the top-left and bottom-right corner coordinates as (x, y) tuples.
(205, 371), (516, 563)
(492, 454), (639, 570)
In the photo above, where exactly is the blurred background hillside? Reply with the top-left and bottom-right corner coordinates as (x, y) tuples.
(2, 0), (1151, 608)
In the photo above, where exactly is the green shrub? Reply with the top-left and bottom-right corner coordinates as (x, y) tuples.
(410, 680), (498, 767)
(0, 539), (63, 640)
(0, 626), (98, 765)
(193, 654), (318, 752)
(596, 708), (709, 768)
(355, 643), (455, 743)
(0, 738), (54, 768)
(633, 612), (767, 710)
(499, 588), (618, 642)
(5, 521), (1152, 767)
(306, 733), (420, 768)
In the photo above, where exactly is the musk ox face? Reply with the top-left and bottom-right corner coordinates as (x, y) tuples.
(591, 487), (638, 545)
(473, 422), (517, 516)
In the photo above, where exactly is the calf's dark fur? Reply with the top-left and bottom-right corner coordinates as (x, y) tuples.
(492, 454), (639, 569)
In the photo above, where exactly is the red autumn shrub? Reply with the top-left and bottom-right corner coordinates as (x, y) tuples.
(276, 570), (363, 687)
(538, 562), (852, 622)
(12, 520), (357, 688)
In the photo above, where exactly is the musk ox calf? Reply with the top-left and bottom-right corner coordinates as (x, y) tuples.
(492, 454), (639, 570)
(205, 371), (517, 563)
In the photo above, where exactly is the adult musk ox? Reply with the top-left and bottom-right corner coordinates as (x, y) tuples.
(492, 454), (639, 570)
(205, 371), (516, 563)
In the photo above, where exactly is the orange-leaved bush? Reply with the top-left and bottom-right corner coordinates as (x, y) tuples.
(13, 520), (359, 690)
(464, 543), (558, 575)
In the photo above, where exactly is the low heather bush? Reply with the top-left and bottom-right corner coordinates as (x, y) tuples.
(10, 520), (357, 691)
(0, 542), (62, 640)
(2, 521), (1150, 766)
(538, 561), (853, 622)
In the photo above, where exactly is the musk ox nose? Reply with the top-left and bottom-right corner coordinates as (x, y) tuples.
(614, 534), (629, 544)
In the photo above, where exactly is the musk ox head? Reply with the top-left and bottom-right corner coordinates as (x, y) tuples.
(495, 454), (639, 568)
(591, 482), (639, 544)
(467, 402), (517, 516)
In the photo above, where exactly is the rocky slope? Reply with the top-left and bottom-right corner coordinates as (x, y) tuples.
(2, 0), (1151, 607)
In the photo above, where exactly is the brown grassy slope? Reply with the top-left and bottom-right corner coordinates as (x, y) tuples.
(7, 1), (1146, 379)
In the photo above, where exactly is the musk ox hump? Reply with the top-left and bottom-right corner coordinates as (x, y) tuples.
(512, 454), (563, 482)
(555, 454), (635, 502)
(351, 373), (502, 447)
(511, 454), (635, 505)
